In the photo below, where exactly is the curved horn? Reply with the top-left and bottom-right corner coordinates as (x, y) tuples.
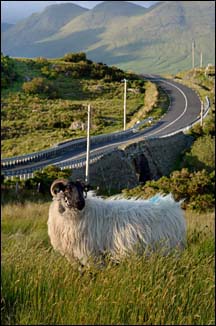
(50, 178), (68, 197)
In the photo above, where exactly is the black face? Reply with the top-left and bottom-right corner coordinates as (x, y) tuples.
(63, 181), (85, 211)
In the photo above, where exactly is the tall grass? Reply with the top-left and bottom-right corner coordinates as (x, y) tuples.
(1, 202), (215, 325)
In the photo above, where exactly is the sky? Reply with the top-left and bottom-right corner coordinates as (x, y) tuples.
(1, 1), (159, 23)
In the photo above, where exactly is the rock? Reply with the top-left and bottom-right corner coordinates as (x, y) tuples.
(24, 76), (31, 81)
(69, 121), (87, 131)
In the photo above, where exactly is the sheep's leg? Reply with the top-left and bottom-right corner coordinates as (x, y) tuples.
(78, 263), (85, 275)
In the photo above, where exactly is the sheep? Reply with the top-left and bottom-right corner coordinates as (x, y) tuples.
(48, 179), (186, 267)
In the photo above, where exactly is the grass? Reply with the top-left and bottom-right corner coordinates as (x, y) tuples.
(1, 198), (215, 325)
(173, 67), (215, 105)
(1, 58), (168, 158)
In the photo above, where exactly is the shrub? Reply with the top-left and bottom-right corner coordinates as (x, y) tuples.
(122, 169), (215, 212)
(35, 57), (49, 67)
(22, 77), (59, 98)
(183, 135), (215, 172)
(63, 52), (87, 63)
(1, 53), (19, 88)
(203, 113), (215, 136)
(41, 66), (57, 79)
(25, 165), (72, 194)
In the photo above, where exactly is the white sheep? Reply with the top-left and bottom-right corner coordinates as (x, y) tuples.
(48, 179), (186, 267)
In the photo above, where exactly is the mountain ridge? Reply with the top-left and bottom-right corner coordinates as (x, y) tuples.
(2, 3), (88, 51)
(1, 22), (14, 32)
(1, 1), (215, 74)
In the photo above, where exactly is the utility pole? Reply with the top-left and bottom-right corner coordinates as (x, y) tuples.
(200, 101), (204, 127)
(123, 78), (127, 130)
(192, 40), (195, 69)
(200, 51), (203, 68)
(85, 104), (91, 185)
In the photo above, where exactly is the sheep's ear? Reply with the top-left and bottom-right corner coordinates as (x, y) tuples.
(75, 179), (91, 194)
(75, 179), (85, 189)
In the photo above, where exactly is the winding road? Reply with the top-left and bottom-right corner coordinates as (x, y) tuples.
(140, 74), (201, 137)
(2, 75), (202, 177)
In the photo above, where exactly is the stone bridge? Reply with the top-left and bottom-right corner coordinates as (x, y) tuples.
(72, 132), (193, 194)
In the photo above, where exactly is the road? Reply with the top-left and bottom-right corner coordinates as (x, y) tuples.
(2, 75), (202, 175)
(140, 74), (201, 137)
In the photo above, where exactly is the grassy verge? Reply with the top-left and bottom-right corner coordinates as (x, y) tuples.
(172, 67), (215, 106)
(1, 200), (215, 325)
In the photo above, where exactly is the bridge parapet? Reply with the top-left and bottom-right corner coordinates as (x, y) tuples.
(1, 126), (134, 169)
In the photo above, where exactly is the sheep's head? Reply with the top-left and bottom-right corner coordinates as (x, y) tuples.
(50, 179), (85, 211)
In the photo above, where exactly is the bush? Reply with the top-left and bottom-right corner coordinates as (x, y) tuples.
(41, 66), (57, 79)
(203, 113), (215, 136)
(34, 57), (49, 67)
(22, 77), (59, 98)
(1, 53), (19, 88)
(122, 168), (215, 212)
(63, 52), (87, 63)
(25, 165), (72, 194)
(183, 135), (215, 172)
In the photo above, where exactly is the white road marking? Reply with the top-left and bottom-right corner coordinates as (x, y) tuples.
(145, 76), (189, 136)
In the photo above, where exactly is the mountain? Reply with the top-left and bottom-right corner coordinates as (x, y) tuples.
(2, 1), (146, 59)
(1, 22), (14, 32)
(108, 0), (215, 73)
(31, 1), (147, 58)
(53, 0), (147, 35)
(1, 3), (88, 55)
(1, 1), (64, 24)
(1, 0), (156, 24)
(1, 1), (215, 74)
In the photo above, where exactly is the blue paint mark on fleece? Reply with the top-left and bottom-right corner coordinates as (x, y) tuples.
(149, 194), (162, 203)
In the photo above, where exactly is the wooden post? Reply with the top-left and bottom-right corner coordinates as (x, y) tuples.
(123, 79), (127, 130)
(85, 104), (91, 184)
(200, 101), (203, 127)
(192, 41), (195, 69)
(200, 51), (203, 68)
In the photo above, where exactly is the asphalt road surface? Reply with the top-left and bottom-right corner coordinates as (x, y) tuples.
(140, 74), (201, 137)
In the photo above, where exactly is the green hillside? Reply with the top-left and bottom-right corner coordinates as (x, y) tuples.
(2, 1), (215, 74)
(1, 53), (168, 158)
(87, 0), (215, 73)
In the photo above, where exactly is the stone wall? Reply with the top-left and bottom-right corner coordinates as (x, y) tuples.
(72, 132), (194, 194)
